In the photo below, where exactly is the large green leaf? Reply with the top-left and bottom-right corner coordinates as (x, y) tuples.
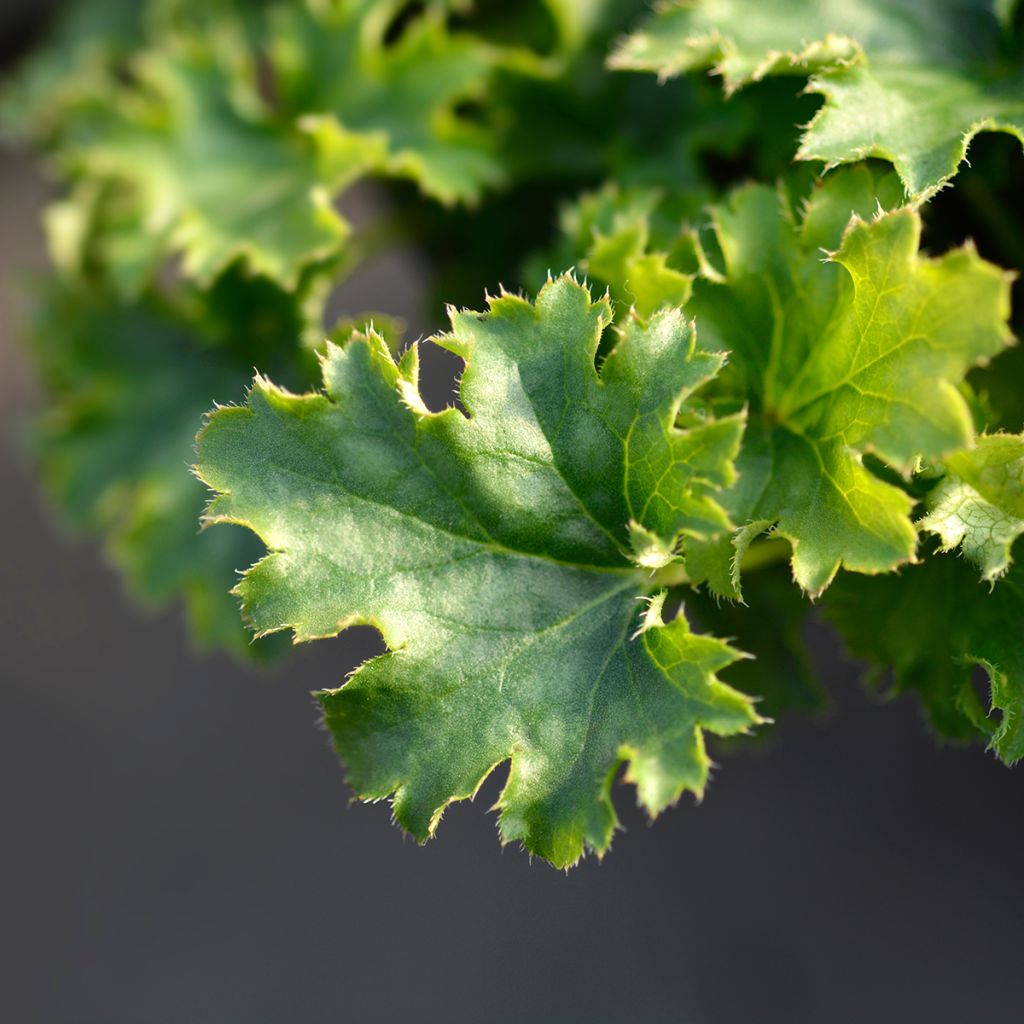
(681, 168), (1012, 595)
(196, 275), (759, 866)
(825, 552), (1024, 765)
(528, 168), (1014, 595)
(610, 0), (1024, 200)
(14, 0), (537, 294)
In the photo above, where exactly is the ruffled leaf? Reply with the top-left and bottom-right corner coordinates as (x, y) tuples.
(196, 274), (758, 866)
(683, 168), (1013, 594)
(920, 433), (1024, 580)
(269, 0), (507, 205)
(611, 0), (1024, 200)
(59, 39), (376, 288)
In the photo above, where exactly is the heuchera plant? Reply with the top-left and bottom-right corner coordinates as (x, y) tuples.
(6, 0), (1023, 867)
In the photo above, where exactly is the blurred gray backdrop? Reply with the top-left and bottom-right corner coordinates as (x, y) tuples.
(1, 4), (1022, 1022)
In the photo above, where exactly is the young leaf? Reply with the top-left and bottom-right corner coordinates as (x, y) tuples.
(526, 186), (695, 320)
(196, 275), (759, 866)
(610, 0), (1024, 201)
(682, 169), (1013, 595)
(825, 552), (1024, 765)
(920, 433), (1024, 581)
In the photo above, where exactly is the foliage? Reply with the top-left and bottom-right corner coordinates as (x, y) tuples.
(612, 0), (1024, 200)
(25, 269), (318, 655)
(5, 0), (1023, 865)
(196, 276), (758, 866)
(824, 552), (1024, 764)
(919, 433), (1024, 581)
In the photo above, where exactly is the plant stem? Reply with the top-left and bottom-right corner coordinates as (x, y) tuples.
(650, 535), (791, 590)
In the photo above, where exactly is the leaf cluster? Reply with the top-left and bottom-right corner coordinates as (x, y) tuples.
(7, 0), (1024, 865)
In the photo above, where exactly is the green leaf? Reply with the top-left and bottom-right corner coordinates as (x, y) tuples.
(996, 0), (1019, 28)
(610, 0), (1024, 201)
(682, 167), (1013, 595)
(196, 274), (758, 866)
(801, 63), (1024, 203)
(60, 37), (376, 288)
(527, 186), (695, 319)
(269, 0), (506, 205)
(609, 0), (863, 88)
(825, 551), (1024, 765)
(0, 0), (143, 144)
(920, 433), (1024, 581)
(42, 171), (340, 346)
(27, 271), (316, 657)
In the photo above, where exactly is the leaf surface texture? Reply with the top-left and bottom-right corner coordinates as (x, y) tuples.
(197, 275), (759, 865)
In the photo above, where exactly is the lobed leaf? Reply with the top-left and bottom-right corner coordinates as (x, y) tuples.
(8, 0), (563, 296)
(269, 0), (508, 206)
(687, 170), (1013, 594)
(196, 274), (759, 865)
(611, 0), (1024, 200)
(59, 40), (375, 289)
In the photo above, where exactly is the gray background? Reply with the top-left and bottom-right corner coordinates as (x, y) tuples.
(2, 4), (1023, 1021)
